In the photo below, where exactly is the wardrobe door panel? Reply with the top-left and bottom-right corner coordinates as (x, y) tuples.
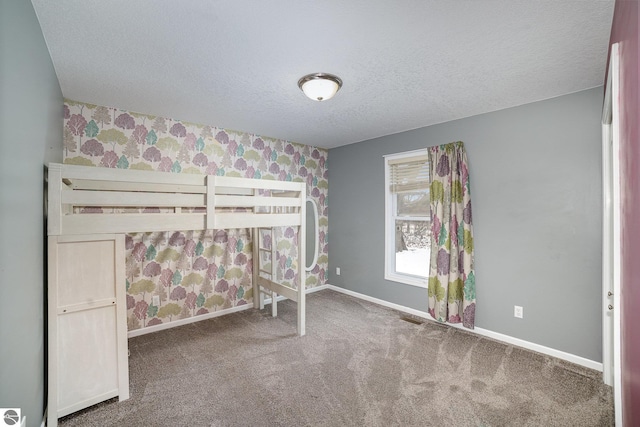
(48, 234), (129, 426)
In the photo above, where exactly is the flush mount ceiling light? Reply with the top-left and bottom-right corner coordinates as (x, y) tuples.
(297, 73), (343, 101)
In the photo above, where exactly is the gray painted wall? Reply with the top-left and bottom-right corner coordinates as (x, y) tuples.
(0, 1), (63, 425)
(328, 87), (603, 362)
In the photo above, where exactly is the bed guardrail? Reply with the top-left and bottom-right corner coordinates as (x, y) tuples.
(47, 163), (305, 236)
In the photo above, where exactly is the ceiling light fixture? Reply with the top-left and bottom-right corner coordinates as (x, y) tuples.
(298, 73), (343, 102)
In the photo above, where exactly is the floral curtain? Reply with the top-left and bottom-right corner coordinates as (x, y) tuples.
(125, 229), (254, 330)
(427, 141), (475, 328)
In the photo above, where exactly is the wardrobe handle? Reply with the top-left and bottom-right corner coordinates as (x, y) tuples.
(608, 291), (613, 297)
(608, 304), (614, 310)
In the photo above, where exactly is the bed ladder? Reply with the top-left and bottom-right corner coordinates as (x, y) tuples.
(254, 227), (278, 317)
(250, 190), (306, 337)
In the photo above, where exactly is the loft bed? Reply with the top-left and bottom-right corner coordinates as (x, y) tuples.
(45, 162), (306, 427)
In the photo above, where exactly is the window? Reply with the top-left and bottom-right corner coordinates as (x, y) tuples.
(384, 149), (430, 287)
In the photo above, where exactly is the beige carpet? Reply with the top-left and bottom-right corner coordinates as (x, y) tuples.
(59, 289), (614, 426)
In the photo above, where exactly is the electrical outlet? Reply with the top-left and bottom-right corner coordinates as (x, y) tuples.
(514, 305), (523, 319)
(336, 267), (341, 276)
(152, 295), (160, 306)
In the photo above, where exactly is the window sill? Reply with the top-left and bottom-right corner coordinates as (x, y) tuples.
(385, 272), (427, 289)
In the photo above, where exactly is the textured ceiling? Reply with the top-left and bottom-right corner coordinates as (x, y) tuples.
(32, 1), (614, 149)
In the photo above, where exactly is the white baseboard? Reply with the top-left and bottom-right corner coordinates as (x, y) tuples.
(306, 284), (330, 294)
(325, 284), (603, 372)
(128, 285), (331, 338)
(128, 303), (254, 338)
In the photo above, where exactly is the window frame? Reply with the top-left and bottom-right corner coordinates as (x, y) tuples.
(384, 149), (430, 288)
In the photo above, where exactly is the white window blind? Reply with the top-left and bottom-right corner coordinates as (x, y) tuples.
(388, 154), (429, 193)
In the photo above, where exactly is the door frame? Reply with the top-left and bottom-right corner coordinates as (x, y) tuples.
(602, 41), (622, 426)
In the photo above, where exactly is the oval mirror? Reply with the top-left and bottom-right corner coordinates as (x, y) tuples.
(305, 198), (319, 271)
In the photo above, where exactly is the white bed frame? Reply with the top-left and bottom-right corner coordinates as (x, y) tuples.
(46, 162), (306, 426)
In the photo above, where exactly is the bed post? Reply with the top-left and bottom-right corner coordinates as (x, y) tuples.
(270, 227), (277, 317)
(298, 191), (306, 336)
(206, 175), (216, 230)
(47, 163), (63, 236)
(252, 227), (260, 309)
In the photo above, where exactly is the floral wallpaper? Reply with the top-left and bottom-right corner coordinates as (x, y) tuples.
(62, 100), (328, 332)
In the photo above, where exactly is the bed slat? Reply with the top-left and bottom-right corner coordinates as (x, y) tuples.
(60, 212), (301, 235)
(214, 175), (304, 191)
(62, 214), (207, 235)
(215, 213), (301, 229)
(69, 179), (207, 194)
(215, 195), (301, 208)
(61, 163), (205, 185)
(62, 190), (205, 207)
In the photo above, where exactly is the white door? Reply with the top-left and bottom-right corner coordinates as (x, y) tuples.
(602, 42), (622, 426)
